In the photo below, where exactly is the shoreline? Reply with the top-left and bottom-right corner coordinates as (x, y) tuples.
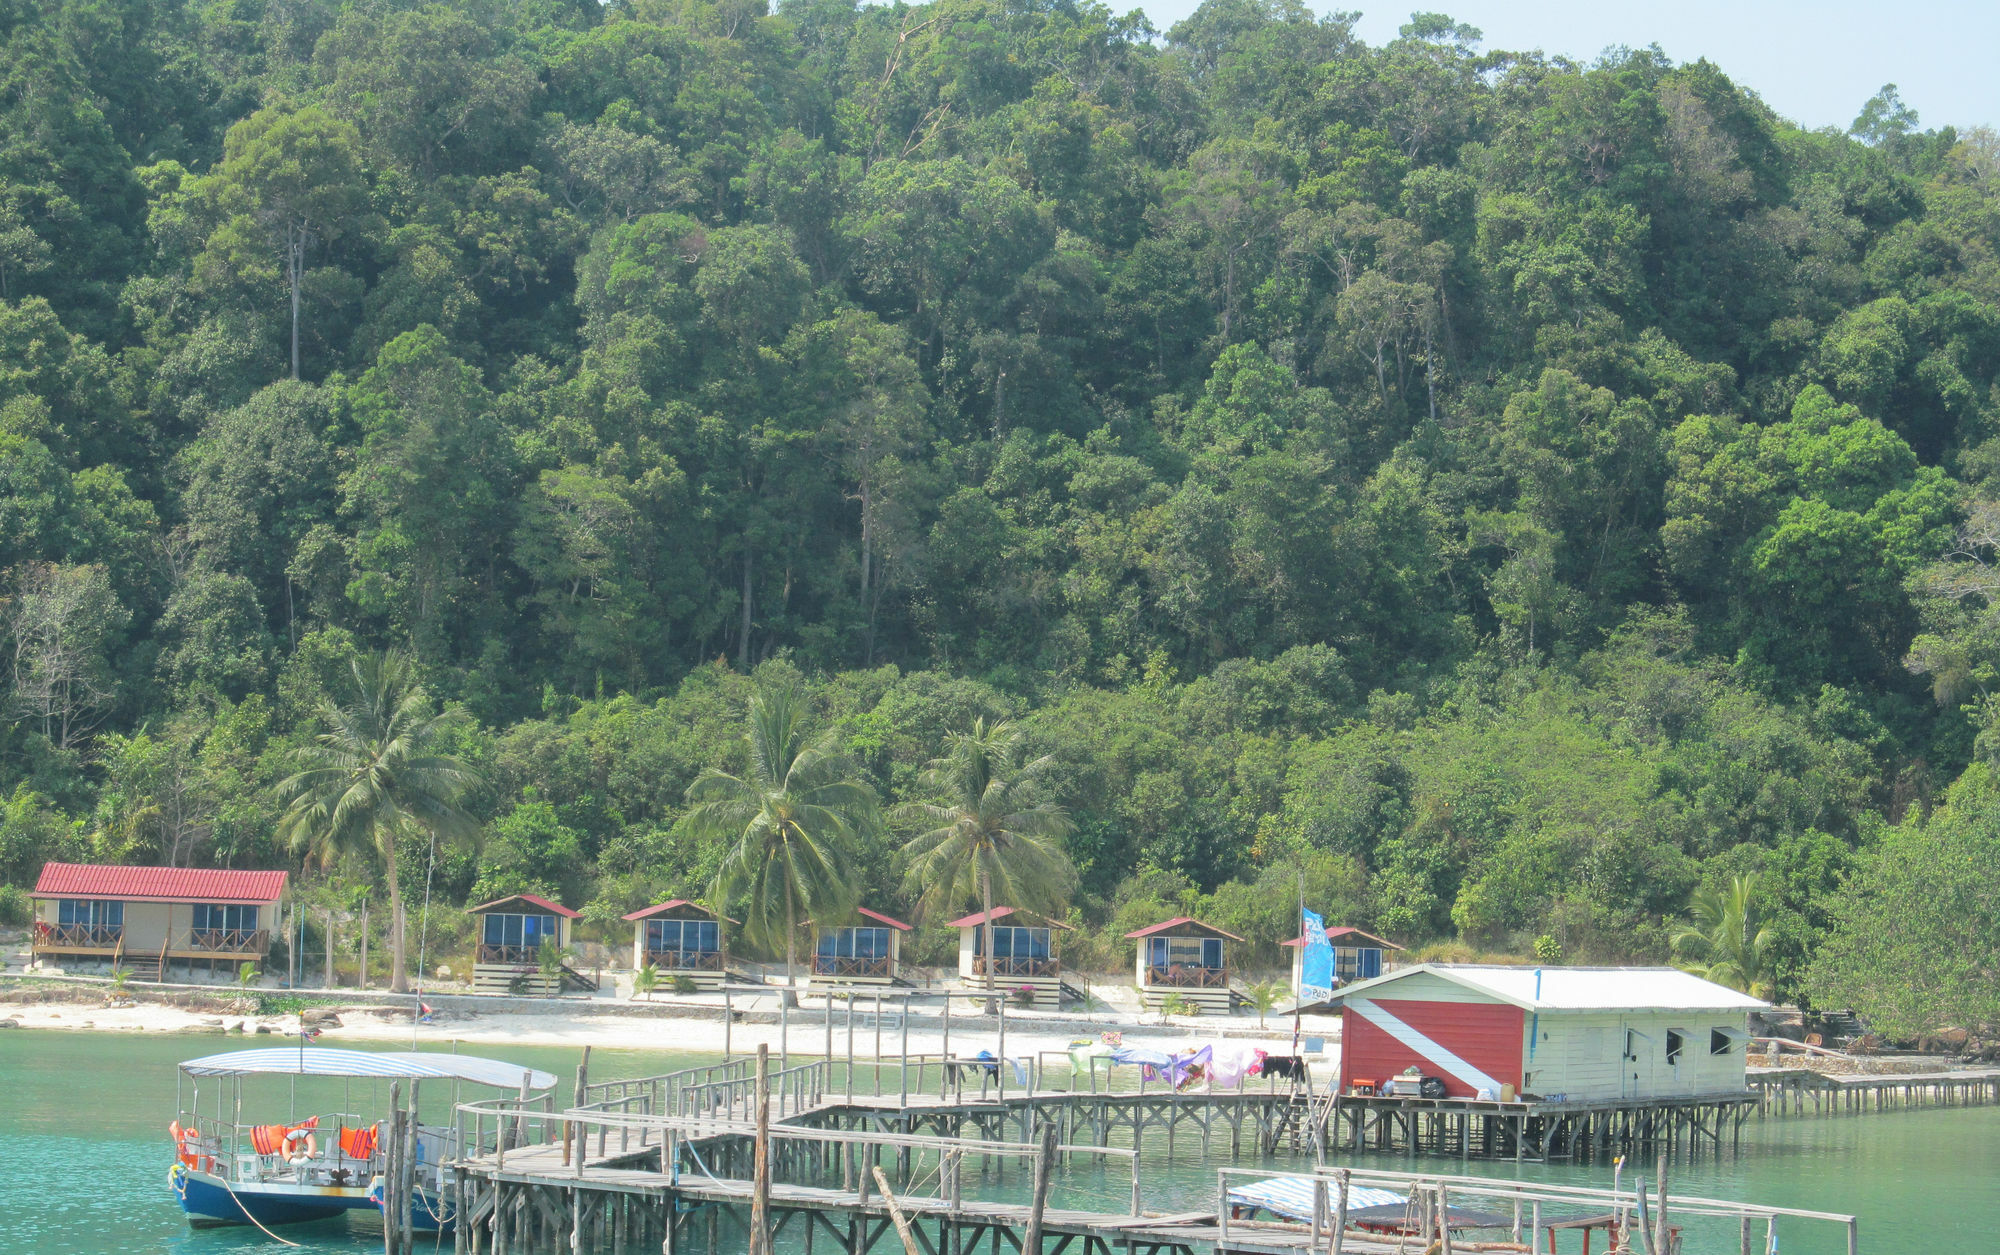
(0, 976), (1339, 1059)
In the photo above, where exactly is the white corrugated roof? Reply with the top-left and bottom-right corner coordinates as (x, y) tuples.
(1331, 964), (1768, 1012)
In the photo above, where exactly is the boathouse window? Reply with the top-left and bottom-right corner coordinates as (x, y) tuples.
(974, 926), (1051, 959)
(1665, 1030), (1685, 1066)
(818, 926), (889, 959)
(192, 903), (259, 936)
(1710, 1029), (1734, 1056)
(56, 899), (122, 931)
(647, 919), (718, 954)
(483, 911), (559, 948)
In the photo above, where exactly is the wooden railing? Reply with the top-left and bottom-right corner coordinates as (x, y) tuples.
(813, 954), (892, 978)
(1147, 964), (1228, 988)
(971, 955), (1060, 978)
(645, 948), (724, 972)
(476, 943), (542, 965)
(33, 922), (123, 950)
(188, 928), (270, 956)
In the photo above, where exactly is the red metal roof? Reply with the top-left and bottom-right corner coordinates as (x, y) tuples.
(1123, 916), (1245, 942)
(32, 862), (288, 904)
(622, 899), (738, 924)
(944, 906), (1073, 930)
(469, 893), (580, 918)
(1280, 925), (1403, 949)
(856, 906), (913, 932)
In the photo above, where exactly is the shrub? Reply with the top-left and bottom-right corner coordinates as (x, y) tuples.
(1160, 992), (1198, 1017)
(670, 973), (698, 995)
(0, 885), (30, 925)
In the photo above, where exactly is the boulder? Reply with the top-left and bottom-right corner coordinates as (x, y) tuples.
(0, 1019), (18, 1028)
(299, 1008), (343, 1027)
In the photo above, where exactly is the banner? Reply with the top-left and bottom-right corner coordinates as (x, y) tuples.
(1299, 907), (1333, 1006)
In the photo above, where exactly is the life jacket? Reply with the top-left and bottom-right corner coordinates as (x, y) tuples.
(340, 1125), (380, 1161)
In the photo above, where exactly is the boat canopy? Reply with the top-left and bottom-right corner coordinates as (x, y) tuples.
(177, 1047), (558, 1090)
(1227, 1176), (1406, 1221)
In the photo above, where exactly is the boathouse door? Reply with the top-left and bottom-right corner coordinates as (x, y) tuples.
(1620, 1021), (1655, 1099)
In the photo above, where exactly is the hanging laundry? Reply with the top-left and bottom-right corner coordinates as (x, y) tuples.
(1261, 1054), (1308, 1081)
(1208, 1043), (1263, 1089)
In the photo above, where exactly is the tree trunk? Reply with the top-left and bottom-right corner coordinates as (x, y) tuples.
(980, 871), (997, 1017)
(737, 548), (754, 670)
(383, 834), (409, 994)
(781, 879), (798, 1008)
(288, 227), (304, 382)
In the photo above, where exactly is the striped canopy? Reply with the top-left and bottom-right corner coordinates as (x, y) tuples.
(1228, 1175), (1407, 1222)
(177, 1047), (557, 1090)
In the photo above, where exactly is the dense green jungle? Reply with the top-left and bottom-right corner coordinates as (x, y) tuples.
(2, 0), (1998, 1035)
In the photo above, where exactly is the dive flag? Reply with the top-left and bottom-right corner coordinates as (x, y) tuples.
(1299, 908), (1333, 1006)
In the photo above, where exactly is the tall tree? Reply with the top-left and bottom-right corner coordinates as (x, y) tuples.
(197, 105), (368, 380)
(685, 683), (876, 994)
(273, 651), (483, 993)
(1671, 873), (1776, 999)
(895, 720), (1076, 1011)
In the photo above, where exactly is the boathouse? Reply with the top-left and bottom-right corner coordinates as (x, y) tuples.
(810, 906), (912, 986)
(1281, 924), (1402, 1001)
(1328, 964), (1767, 1101)
(949, 906), (1069, 1008)
(29, 861), (288, 981)
(1126, 916), (1242, 1013)
(622, 899), (729, 990)
(469, 893), (592, 995)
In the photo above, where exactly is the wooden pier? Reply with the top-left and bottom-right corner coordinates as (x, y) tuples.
(429, 1053), (1861, 1255)
(1749, 1066), (2000, 1117)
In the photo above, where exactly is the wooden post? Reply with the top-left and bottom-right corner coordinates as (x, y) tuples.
(942, 995), (953, 1098)
(402, 1079), (420, 1255)
(1634, 1180), (1654, 1255)
(565, 1046), (591, 1167)
(750, 1044), (771, 1255)
(360, 900), (370, 990)
(325, 910), (335, 988)
(1330, 1168), (1349, 1255)
(1437, 1183), (1453, 1255)
(900, 998), (911, 1108)
(873, 1166), (923, 1255)
(846, 995), (856, 1102)
(724, 985), (733, 1060)
(1022, 1122), (1057, 1255)
(997, 995), (1008, 1100)
(1654, 1152), (1669, 1255)
(780, 996), (790, 1072)
(384, 1083), (402, 1255)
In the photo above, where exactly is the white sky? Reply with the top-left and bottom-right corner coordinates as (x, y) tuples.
(1130, 0), (2000, 134)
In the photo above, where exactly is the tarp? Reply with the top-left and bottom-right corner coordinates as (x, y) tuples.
(1299, 908), (1333, 1006)
(1227, 1176), (1406, 1221)
(177, 1047), (558, 1090)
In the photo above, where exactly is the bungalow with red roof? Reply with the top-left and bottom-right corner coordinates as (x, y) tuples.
(1126, 916), (1243, 1013)
(469, 893), (590, 995)
(30, 861), (288, 982)
(949, 906), (1071, 1008)
(1280, 924), (1404, 1002)
(810, 905), (913, 987)
(622, 899), (730, 990)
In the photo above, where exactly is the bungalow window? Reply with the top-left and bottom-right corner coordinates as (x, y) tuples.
(1665, 1030), (1685, 1066)
(483, 912), (559, 949)
(57, 899), (123, 931)
(647, 919), (718, 954)
(817, 927), (889, 958)
(1148, 936), (1222, 969)
(973, 927), (1051, 959)
(192, 904), (260, 936)
(1334, 947), (1383, 982)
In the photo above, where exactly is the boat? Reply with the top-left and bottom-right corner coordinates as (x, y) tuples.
(166, 1045), (558, 1232)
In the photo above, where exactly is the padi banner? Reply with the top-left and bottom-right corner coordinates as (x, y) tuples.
(1299, 908), (1333, 1005)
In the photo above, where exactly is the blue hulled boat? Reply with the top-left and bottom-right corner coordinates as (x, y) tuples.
(167, 1045), (557, 1232)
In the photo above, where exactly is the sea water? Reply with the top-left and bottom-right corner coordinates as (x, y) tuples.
(2, 1028), (1992, 1254)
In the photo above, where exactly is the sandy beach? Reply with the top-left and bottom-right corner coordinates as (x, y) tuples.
(0, 979), (1342, 1063)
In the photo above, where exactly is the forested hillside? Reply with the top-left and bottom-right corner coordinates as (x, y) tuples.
(3, 0), (1998, 1017)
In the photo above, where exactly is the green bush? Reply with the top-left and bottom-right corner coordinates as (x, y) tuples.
(670, 973), (698, 995)
(0, 885), (30, 925)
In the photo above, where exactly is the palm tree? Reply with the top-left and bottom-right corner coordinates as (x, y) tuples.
(895, 720), (1076, 1012)
(274, 651), (483, 994)
(685, 684), (876, 995)
(1672, 873), (1776, 999)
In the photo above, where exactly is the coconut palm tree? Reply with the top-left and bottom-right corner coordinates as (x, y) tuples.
(274, 651), (483, 994)
(1672, 873), (1776, 999)
(895, 720), (1076, 1012)
(685, 684), (875, 994)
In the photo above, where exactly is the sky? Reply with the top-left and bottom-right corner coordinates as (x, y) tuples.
(1130, 0), (2000, 134)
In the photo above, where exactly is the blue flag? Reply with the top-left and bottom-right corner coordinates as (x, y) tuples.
(1299, 908), (1333, 1005)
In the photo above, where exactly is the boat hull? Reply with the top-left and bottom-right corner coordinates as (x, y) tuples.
(169, 1163), (454, 1231)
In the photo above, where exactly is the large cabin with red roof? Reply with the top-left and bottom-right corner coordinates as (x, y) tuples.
(1126, 916), (1241, 1013)
(30, 861), (288, 982)
(623, 899), (729, 989)
(469, 892), (586, 994)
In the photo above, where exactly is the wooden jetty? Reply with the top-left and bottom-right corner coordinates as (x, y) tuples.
(1749, 1065), (2000, 1117)
(431, 1052), (1861, 1255)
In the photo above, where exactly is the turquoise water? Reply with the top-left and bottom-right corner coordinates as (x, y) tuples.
(2, 1029), (1993, 1254)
